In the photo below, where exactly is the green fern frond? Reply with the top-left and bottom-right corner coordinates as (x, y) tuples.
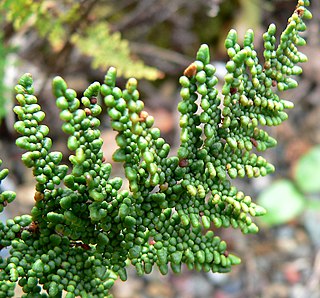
(35, 2), (81, 51)
(0, 0), (79, 49)
(71, 22), (163, 80)
(0, 0), (41, 30)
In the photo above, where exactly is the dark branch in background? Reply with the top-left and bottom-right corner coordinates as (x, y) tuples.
(113, 0), (186, 37)
(39, 0), (100, 91)
(130, 42), (191, 74)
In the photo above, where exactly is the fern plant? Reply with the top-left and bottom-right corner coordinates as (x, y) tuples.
(0, 1), (311, 297)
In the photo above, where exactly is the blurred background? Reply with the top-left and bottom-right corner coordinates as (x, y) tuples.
(0, 0), (320, 297)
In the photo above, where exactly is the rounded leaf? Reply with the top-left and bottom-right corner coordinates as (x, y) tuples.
(295, 145), (320, 193)
(257, 179), (305, 226)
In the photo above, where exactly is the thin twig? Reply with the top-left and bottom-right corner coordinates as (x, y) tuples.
(130, 42), (191, 68)
(306, 249), (320, 294)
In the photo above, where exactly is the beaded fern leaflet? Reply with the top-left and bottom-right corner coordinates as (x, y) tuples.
(0, 1), (311, 297)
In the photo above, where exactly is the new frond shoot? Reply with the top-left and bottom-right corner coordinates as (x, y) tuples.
(0, 1), (311, 297)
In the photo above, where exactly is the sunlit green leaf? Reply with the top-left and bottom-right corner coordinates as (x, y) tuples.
(295, 145), (320, 193)
(257, 179), (306, 226)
